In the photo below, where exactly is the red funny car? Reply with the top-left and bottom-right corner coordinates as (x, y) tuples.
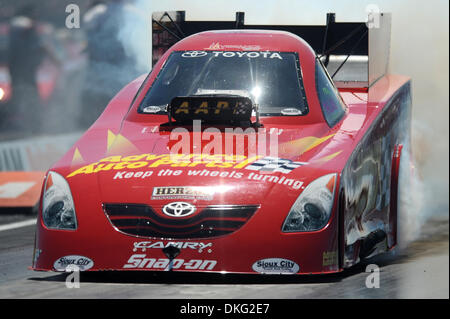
(32, 12), (412, 275)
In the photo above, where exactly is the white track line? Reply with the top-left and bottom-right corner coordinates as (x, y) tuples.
(0, 219), (36, 232)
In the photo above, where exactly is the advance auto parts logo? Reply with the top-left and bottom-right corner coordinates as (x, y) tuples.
(252, 258), (299, 274)
(162, 202), (196, 217)
(66, 153), (258, 178)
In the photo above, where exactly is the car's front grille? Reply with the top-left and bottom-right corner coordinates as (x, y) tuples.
(103, 203), (259, 239)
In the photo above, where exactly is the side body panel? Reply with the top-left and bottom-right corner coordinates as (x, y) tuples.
(340, 81), (412, 267)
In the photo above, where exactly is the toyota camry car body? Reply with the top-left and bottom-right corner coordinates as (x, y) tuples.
(32, 15), (412, 275)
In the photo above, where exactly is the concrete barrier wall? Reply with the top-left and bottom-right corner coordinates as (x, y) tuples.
(0, 132), (82, 171)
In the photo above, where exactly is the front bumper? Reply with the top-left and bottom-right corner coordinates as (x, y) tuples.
(33, 197), (341, 275)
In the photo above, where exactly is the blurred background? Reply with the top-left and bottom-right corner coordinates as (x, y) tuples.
(0, 0), (142, 137)
(0, 0), (448, 219)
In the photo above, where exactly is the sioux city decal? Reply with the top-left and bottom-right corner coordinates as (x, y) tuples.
(123, 255), (217, 271)
(53, 255), (94, 271)
(252, 258), (299, 274)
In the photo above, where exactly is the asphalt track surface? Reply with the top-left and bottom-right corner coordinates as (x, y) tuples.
(0, 212), (448, 299)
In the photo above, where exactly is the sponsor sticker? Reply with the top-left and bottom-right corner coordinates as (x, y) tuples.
(245, 157), (307, 174)
(142, 105), (162, 113)
(53, 255), (94, 271)
(67, 153), (255, 178)
(169, 96), (252, 123)
(206, 42), (262, 51)
(123, 254), (217, 270)
(133, 241), (213, 253)
(281, 108), (303, 116)
(181, 50), (283, 60)
(322, 251), (338, 267)
(66, 153), (305, 190)
(213, 51), (282, 59)
(252, 258), (299, 274)
(152, 186), (214, 200)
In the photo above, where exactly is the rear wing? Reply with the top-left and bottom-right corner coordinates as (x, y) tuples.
(152, 11), (391, 90)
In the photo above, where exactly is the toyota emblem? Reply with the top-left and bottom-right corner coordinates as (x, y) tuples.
(162, 202), (196, 217)
(181, 51), (208, 58)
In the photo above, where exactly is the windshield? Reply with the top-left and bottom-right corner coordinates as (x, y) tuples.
(139, 51), (308, 116)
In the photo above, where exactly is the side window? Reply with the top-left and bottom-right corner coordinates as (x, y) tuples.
(315, 59), (346, 127)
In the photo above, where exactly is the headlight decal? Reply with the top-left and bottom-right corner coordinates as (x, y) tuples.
(42, 171), (78, 230)
(282, 173), (337, 232)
